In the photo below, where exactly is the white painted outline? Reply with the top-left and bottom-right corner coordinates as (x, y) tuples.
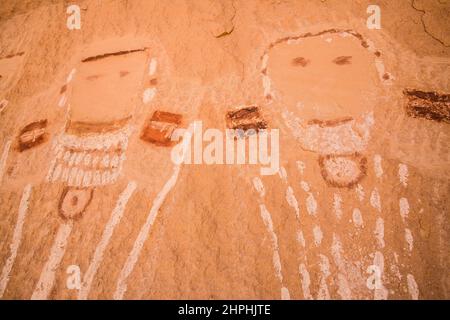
(0, 184), (32, 298)
(78, 181), (137, 300)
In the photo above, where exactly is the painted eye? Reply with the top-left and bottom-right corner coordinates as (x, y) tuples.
(292, 57), (310, 67)
(86, 74), (101, 80)
(333, 56), (352, 65)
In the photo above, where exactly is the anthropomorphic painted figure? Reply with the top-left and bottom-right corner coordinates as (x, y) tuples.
(253, 29), (446, 299)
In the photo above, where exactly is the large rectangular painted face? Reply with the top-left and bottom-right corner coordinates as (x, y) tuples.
(69, 50), (148, 126)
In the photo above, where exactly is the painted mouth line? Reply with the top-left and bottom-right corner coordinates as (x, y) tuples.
(307, 116), (354, 128)
(66, 116), (132, 135)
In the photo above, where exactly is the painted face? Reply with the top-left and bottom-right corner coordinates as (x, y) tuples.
(69, 50), (148, 127)
(47, 45), (151, 188)
(266, 32), (382, 121)
(263, 31), (391, 158)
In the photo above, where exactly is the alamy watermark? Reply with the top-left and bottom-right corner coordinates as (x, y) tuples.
(170, 121), (280, 176)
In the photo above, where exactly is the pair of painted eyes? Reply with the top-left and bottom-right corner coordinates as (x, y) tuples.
(292, 56), (352, 67)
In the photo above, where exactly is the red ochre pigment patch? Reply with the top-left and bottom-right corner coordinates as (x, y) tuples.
(59, 187), (94, 221)
(226, 105), (268, 134)
(17, 119), (48, 152)
(292, 57), (310, 67)
(140, 110), (183, 147)
(404, 89), (450, 124)
(318, 153), (367, 188)
(332, 56), (352, 65)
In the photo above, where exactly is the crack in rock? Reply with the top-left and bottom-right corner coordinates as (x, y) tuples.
(410, 0), (450, 47)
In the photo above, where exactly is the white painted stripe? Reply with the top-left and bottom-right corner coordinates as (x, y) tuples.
(0, 140), (12, 185)
(296, 230), (306, 248)
(142, 88), (157, 104)
(333, 193), (343, 220)
(405, 228), (414, 252)
(66, 68), (76, 83)
(355, 184), (365, 202)
(370, 188), (381, 213)
(258, 204), (290, 300)
(306, 193), (317, 216)
(285, 186), (300, 220)
(299, 263), (313, 300)
(399, 197), (410, 221)
(352, 208), (364, 228)
(278, 167), (288, 183)
(114, 164), (182, 299)
(78, 181), (137, 300)
(252, 177), (265, 198)
(281, 286), (291, 300)
(0, 184), (32, 298)
(148, 58), (157, 76)
(313, 225), (323, 246)
(374, 217), (385, 249)
(331, 234), (352, 299)
(113, 130), (193, 300)
(407, 274), (419, 300)
(58, 94), (67, 108)
(31, 222), (73, 300)
(296, 161), (305, 175)
(373, 154), (383, 178)
(398, 163), (408, 187)
(373, 251), (388, 300)
(317, 254), (331, 300)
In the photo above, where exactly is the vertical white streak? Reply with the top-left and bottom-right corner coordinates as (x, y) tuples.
(252, 177), (265, 198)
(374, 217), (385, 249)
(352, 208), (364, 228)
(313, 225), (323, 246)
(331, 234), (352, 299)
(258, 204), (290, 300)
(299, 263), (313, 300)
(296, 161), (305, 175)
(114, 165), (181, 300)
(317, 254), (331, 300)
(285, 186), (300, 220)
(399, 197), (410, 222)
(113, 132), (192, 300)
(373, 154), (383, 178)
(355, 184), (365, 202)
(78, 181), (137, 300)
(281, 287), (291, 300)
(373, 251), (388, 300)
(148, 58), (157, 76)
(0, 184), (32, 298)
(407, 274), (419, 300)
(31, 222), (73, 300)
(405, 228), (414, 252)
(0, 140), (12, 185)
(306, 193), (317, 216)
(333, 193), (343, 220)
(278, 167), (288, 183)
(370, 188), (381, 213)
(398, 164), (408, 187)
(296, 230), (306, 248)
